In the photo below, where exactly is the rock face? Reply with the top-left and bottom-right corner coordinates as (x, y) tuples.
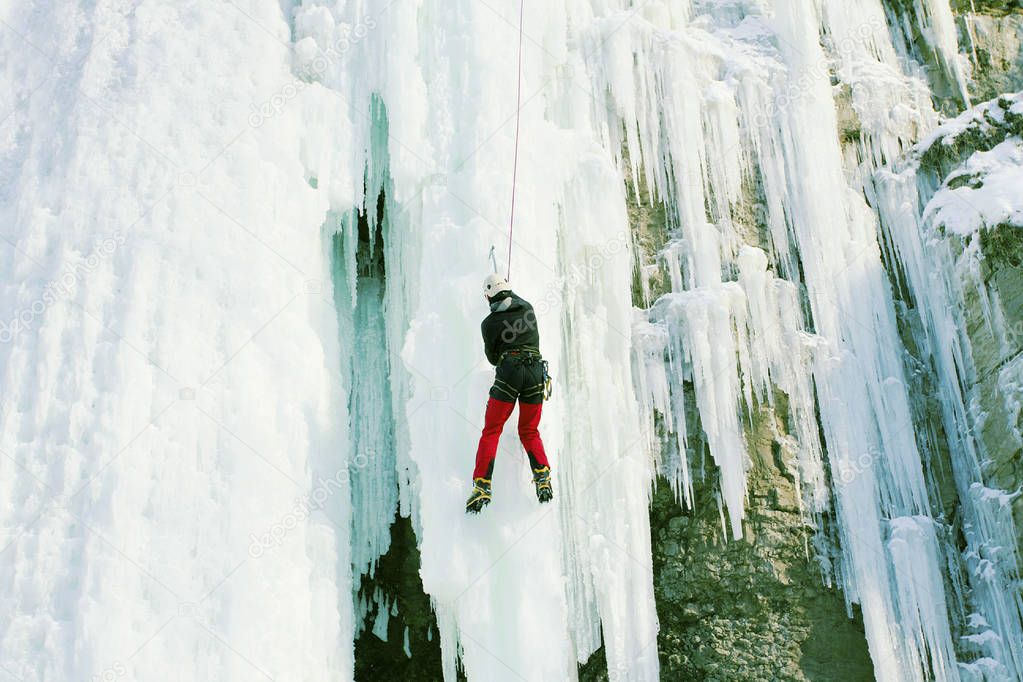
(354, 517), (444, 681)
(913, 91), (1023, 560)
(964, 225), (1023, 557)
(955, 1), (1023, 100)
(610, 159), (878, 679)
(648, 402), (875, 681)
(622, 3), (1023, 676)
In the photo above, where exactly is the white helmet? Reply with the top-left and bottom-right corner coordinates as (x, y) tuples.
(483, 273), (512, 299)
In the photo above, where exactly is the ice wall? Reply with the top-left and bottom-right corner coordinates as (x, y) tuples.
(0, 0), (663, 678)
(294, 1), (664, 680)
(600, 0), (1016, 679)
(2, 0), (1020, 680)
(0, 1), (356, 680)
(872, 93), (1023, 681)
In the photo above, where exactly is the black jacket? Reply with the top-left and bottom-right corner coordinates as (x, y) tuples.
(481, 291), (540, 366)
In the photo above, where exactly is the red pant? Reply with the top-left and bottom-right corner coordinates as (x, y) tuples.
(472, 398), (549, 479)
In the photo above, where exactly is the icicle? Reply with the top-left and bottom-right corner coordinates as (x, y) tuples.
(372, 591), (390, 642)
(872, 94), (1023, 680)
(888, 516), (960, 680)
(649, 285), (750, 539)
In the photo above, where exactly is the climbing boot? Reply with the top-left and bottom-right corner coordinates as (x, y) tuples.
(532, 466), (553, 503)
(465, 478), (492, 514)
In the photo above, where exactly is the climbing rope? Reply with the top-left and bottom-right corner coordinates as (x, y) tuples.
(506, 0), (525, 281)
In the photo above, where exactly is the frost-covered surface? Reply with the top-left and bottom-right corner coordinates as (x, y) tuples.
(918, 91), (1023, 172)
(915, 92), (1023, 234)
(926, 137), (1023, 234)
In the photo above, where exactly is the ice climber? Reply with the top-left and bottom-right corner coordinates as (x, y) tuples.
(465, 274), (553, 514)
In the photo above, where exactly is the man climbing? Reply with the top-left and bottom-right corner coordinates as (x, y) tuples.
(465, 274), (553, 514)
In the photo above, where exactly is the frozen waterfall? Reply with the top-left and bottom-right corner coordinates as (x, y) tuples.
(0, 1), (1020, 681)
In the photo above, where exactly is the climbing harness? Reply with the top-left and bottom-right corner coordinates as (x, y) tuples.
(505, 0), (525, 281)
(497, 348), (553, 401)
(497, 347), (540, 364)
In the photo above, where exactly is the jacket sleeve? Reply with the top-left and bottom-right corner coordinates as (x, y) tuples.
(482, 317), (499, 366)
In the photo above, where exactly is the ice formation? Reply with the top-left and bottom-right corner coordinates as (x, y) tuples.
(0, 1), (357, 680)
(0, 0), (1021, 681)
(871, 90), (1023, 680)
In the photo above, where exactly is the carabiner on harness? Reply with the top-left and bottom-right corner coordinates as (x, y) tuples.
(541, 359), (553, 401)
